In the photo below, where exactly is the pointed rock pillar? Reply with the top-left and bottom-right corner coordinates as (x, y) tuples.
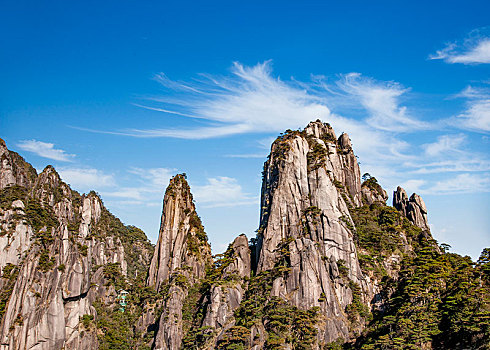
(149, 174), (212, 350)
(393, 186), (430, 231)
(256, 120), (370, 344)
(147, 174), (211, 292)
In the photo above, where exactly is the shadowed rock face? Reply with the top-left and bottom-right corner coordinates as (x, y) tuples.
(256, 120), (372, 344)
(393, 186), (430, 231)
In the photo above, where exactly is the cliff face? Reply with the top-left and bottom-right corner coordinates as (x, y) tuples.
(146, 174), (212, 350)
(0, 139), (152, 350)
(254, 121), (370, 345)
(1, 121), (488, 350)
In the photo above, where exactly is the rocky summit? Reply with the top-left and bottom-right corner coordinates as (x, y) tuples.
(0, 120), (488, 350)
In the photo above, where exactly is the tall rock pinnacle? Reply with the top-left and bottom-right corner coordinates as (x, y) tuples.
(148, 174), (212, 350)
(256, 120), (370, 343)
(147, 174), (211, 291)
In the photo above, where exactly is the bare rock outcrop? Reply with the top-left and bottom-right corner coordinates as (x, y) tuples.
(361, 178), (388, 205)
(0, 139), (37, 190)
(0, 139), (152, 350)
(256, 120), (371, 345)
(149, 174), (212, 350)
(201, 234), (251, 341)
(393, 186), (429, 231)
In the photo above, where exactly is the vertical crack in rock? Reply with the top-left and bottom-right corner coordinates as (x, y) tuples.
(255, 120), (371, 344)
(148, 174), (212, 350)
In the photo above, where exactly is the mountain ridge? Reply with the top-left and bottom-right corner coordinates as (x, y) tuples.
(0, 120), (488, 349)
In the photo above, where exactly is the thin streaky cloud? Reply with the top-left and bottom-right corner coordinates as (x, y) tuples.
(132, 104), (204, 120)
(430, 28), (490, 64)
(452, 85), (490, 133)
(192, 176), (258, 208)
(335, 73), (429, 132)
(17, 140), (75, 162)
(423, 134), (466, 157)
(77, 61), (431, 144)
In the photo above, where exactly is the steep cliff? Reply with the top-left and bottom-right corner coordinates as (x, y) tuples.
(147, 174), (212, 350)
(0, 139), (153, 350)
(1, 120), (488, 350)
(252, 121), (370, 346)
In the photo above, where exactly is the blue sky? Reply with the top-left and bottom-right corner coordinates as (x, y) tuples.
(1, 0), (489, 259)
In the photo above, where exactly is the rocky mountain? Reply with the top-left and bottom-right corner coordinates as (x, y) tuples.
(0, 120), (488, 350)
(0, 139), (153, 349)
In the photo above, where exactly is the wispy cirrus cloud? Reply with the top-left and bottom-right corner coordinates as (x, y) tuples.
(82, 61), (428, 141)
(17, 140), (75, 162)
(422, 134), (466, 156)
(126, 61), (333, 139)
(76, 61), (490, 196)
(452, 86), (490, 133)
(137, 62), (429, 172)
(334, 73), (429, 132)
(430, 28), (490, 64)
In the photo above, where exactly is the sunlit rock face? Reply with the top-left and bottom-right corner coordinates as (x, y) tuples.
(148, 174), (212, 350)
(256, 120), (372, 344)
(0, 139), (151, 350)
(393, 186), (430, 231)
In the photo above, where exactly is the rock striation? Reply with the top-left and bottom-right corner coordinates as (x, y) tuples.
(2, 119), (475, 350)
(0, 138), (152, 350)
(148, 174), (212, 350)
(256, 121), (371, 345)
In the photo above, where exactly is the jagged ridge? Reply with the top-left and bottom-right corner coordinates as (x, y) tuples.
(0, 119), (489, 350)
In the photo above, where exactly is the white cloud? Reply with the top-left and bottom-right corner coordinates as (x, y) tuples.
(453, 86), (490, 133)
(403, 173), (490, 195)
(72, 62), (490, 198)
(102, 167), (176, 201)
(423, 134), (466, 156)
(17, 140), (74, 162)
(102, 188), (146, 200)
(128, 167), (176, 189)
(401, 179), (427, 194)
(335, 73), (429, 132)
(96, 168), (257, 209)
(77, 61), (433, 174)
(58, 168), (115, 190)
(407, 159), (490, 174)
(429, 173), (490, 194)
(430, 33), (490, 64)
(193, 177), (258, 208)
(83, 61), (426, 140)
(124, 61), (333, 138)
